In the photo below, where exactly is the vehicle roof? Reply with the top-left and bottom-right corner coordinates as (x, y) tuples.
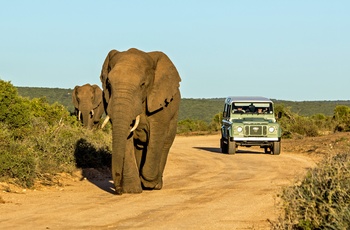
(225, 96), (273, 103)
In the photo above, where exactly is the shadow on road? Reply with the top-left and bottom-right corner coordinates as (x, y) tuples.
(74, 138), (116, 194)
(193, 146), (264, 155)
(193, 147), (222, 153)
(81, 168), (115, 195)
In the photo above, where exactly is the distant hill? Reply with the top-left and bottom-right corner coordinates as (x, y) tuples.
(17, 87), (75, 112)
(16, 86), (350, 123)
(180, 98), (350, 123)
(273, 99), (350, 117)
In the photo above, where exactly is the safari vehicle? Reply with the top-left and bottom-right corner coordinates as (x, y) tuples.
(220, 96), (281, 155)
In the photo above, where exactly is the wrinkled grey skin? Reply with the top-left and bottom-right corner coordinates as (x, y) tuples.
(100, 48), (181, 194)
(72, 84), (104, 129)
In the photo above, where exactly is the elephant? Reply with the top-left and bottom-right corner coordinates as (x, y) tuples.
(100, 48), (181, 195)
(72, 83), (104, 129)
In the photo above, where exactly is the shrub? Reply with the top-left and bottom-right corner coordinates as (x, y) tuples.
(290, 116), (319, 137)
(0, 80), (112, 188)
(0, 80), (32, 137)
(272, 152), (350, 229)
(0, 123), (36, 187)
(209, 112), (222, 132)
(311, 113), (335, 132)
(333, 105), (350, 132)
(177, 119), (209, 134)
(276, 103), (321, 138)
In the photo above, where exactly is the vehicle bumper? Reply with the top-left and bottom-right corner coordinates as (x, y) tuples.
(234, 137), (279, 141)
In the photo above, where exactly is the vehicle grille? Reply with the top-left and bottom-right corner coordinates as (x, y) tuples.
(244, 125), (267, 136)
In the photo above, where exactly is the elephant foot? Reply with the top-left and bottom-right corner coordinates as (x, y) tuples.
(140, 177), (163, 190)
(122, 184), (142, 194)
(154, 180), (163, 190)
(115, 186), (123, 195)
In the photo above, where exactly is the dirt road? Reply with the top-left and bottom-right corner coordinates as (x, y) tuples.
(1, 134), (317, 229)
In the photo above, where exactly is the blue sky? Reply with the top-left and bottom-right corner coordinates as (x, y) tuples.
(1, 1), (349, 101)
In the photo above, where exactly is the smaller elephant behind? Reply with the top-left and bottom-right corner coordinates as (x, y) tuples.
(72, 84), (104, 129)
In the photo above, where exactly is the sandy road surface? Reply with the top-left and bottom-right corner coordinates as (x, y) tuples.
(1, 134), (316, 230)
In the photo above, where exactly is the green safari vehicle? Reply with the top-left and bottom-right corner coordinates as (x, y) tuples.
(220, 96), (282, 155)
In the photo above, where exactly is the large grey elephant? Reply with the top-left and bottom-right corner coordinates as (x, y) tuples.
(72, 83), (104, 129)
(100, 48), (181, 194)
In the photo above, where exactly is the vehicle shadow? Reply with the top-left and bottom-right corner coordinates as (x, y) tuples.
(193, 147), (264, 155)
(193, 147), (222, 153)
(74, 138), (116, 194)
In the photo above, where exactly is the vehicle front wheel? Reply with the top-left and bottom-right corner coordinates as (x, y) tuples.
(264, 147), (271, 154)
(228, 140), (236, 154)
(272, 141), (281, 155)
(221, 138), (228, 153)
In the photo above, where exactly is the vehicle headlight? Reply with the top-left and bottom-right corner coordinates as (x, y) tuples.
(268, 126), (275, 133)
(237, 127), (243, 132)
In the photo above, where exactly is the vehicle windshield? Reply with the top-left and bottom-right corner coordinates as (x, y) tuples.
(231, 102), (273, 114)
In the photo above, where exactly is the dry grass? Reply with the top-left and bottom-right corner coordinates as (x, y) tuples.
(271, 150), (350, 229)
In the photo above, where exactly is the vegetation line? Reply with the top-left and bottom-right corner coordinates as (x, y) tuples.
(1, 80), (350, 228)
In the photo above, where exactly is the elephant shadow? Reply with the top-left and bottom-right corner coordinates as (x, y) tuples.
(74, 138), (115, 194)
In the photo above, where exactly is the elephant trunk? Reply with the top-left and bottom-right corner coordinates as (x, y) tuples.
(110, 100), (140, 194)
(81, 110), (93, 129)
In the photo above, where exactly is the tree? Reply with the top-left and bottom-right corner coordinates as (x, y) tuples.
(333, 105), (350, 132)
(0, 80), (31, 131)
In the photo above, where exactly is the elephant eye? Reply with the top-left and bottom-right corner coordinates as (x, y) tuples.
(140, 82), (145, 88)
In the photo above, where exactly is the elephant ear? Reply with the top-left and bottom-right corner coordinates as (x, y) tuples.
(72, 86), (79, 108)
(147, 51), (181, 113)
(100, 49), (119, 102)
(92, 84), (103, 109)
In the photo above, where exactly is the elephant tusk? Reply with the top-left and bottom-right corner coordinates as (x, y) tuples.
(91, 109), (94, 117)
(78, 110), (81, 121)
(101, 115), (110, 129)
(130, 115), (140, 133)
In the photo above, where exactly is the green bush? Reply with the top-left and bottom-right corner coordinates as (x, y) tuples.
(276, 103), (325, 138)
(311, 113), (336, 132)
(333, 105), (350, 132)
(177, 119), (209, 134)
(209, 112), (222, 132)
(0, 123), (36, 187)
(0, 80), (111, 188)
(290, 116), (319, 137)
(0, 80), (32, 137)
(272, 152), (350, 229)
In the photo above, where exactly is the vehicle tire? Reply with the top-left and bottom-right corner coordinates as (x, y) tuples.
(228, 140), (236, 154)
(264, 147), (271, 154)
(221, 138), (228, 153)
(272, 141), (281, 155)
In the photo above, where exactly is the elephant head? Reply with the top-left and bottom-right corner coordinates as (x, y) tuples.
(72, 84), (104, 129)
(100, 48), (181, 194)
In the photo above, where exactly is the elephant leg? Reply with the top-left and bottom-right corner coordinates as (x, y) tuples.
(154, 93), (180, 189)
(134, 143), (144, 170)
(140, 93), (180, 189)
(155, 111), (179, 190)
(122, 137), (142, 193)
(140, 125), (166, 189)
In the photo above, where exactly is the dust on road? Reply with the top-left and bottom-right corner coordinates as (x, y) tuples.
(1, 134), (317, 229)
